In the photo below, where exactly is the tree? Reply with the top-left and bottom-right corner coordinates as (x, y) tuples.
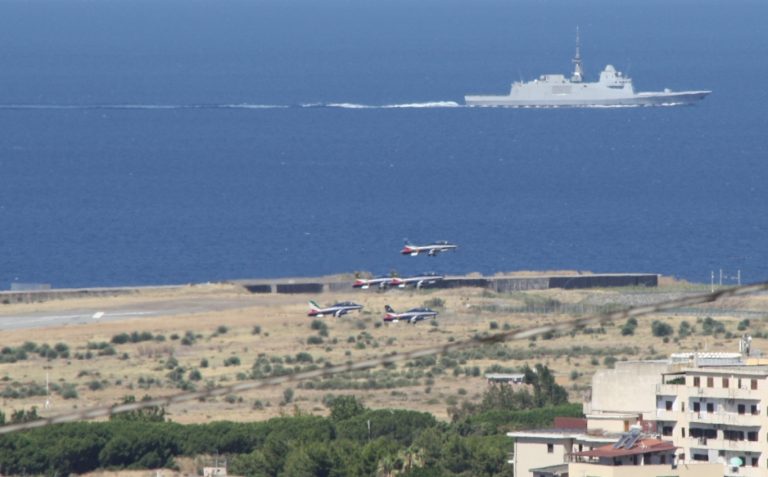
(523, 364), (569, 407)
(651, 320), (673, 337)
(328, 395), (366, 421)
(110, 395), (166, 422)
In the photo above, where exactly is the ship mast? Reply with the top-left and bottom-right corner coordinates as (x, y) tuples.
(571, 26), (584, 83)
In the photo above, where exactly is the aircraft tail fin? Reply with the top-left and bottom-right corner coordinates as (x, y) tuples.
(309, 300), (321, 311)
(385, 305), (395, 313)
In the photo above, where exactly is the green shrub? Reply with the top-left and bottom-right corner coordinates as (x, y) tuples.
(651, 320), (673, 337)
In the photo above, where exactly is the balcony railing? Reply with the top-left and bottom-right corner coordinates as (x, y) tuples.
(688, 411), (764, 425)
(656, 383), (761, 400)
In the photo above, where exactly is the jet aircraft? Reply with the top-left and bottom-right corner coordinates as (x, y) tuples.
(389, 272), (444, 289)
(401, 240), (457, 257)
(352, 276), (392, 290)
(383, 305), (438, 324)
(308, 301), (363, 318)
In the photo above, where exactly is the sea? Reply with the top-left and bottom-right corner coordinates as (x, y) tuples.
(0, 0), (766, 290)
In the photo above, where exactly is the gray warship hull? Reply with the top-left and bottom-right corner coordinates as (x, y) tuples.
(464, 90), (710, 108)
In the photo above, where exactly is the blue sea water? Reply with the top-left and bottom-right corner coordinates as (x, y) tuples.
(0, 0), (766, 289)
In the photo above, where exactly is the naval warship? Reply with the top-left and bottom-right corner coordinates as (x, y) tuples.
(464, 31), (710, 108)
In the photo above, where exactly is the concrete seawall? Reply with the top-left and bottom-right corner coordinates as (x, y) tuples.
(241, 273), (658, 294)
(0, 273), (658, 304)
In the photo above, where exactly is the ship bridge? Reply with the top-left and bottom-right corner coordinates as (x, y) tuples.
(598, 65), (634, 91)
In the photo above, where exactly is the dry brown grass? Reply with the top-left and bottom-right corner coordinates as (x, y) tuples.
(1, 282), (764, 425)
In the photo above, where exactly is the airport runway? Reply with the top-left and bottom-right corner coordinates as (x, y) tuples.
(0, 296), (269, 331)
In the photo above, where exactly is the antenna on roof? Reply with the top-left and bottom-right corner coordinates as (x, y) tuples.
(571, 26), (584, 83)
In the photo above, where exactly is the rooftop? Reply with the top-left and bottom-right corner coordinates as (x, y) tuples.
(572, 438), (675, 459)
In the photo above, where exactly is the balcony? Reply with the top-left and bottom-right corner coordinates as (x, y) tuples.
(688, 411), (765, 426)
(654, 409), (680, 420)
(686, 385), (761, 400)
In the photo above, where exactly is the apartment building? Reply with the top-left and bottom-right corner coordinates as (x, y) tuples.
(510, 350), (758, 477)
(653, 366), (768, 476)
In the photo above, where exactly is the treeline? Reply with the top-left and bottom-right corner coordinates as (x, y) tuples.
(0, 366), (578, 476)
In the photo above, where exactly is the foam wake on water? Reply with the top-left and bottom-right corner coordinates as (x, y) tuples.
(324, 101), (461, 109)
(0, 100), (685, 110)
(0, 103), (289, 110)
(0, 100), (463, 110)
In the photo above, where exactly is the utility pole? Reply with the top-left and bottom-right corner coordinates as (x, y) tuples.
(710, 271), (714, 293)
(719, 269), (723, 286)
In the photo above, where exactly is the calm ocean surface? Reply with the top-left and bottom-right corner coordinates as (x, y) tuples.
(0, 0), (766, 289)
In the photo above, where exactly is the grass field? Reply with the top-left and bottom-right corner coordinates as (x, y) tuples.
(2, 279), (766, 425)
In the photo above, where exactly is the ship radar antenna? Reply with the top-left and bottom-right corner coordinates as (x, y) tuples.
(571, 26), (584, 83)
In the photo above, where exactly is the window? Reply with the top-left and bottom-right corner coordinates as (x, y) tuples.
(660, 455), (666, 464)
(666, 400), (673, 411)
(748, 431), (758, 442)
(662, 426), (673, 436)
(706, 402), (714, 413)
(681, 427), (686, 438)
(707, 377), (714, 388)
(752, 457), (758, 467)
(738, 404), (746, 415)
(752, 379), (758, 390)
(751, 404), (758, 415)
(693, 377), (701, 387)
(547, 443), (553, 454)
(723, 377), (729, 388)
(682, 402), (685, 412)
(693, 402), (701, 412)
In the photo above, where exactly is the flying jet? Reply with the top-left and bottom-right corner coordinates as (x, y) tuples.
(401, 240), (457, 257)
(383, 305), (438, 324)
(352, 276), (392, 290)
(307, 301), (363, 318)
(389, 272), (444, 289)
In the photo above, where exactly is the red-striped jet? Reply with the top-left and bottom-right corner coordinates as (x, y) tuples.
(401, 240), (457, 257)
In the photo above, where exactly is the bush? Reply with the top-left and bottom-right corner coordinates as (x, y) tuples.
(651, 321), (673, 338)
(111, 333), (131, 344)
(224, 356), (241, 367)
(282, 388), (294, 404)
(295, 352), (313, 363)
(216, 325), (229, 334)
(700, 317), (726, 335)
(252, 325), (262, 335)
(307, 336), (324, 345)
(621, 317), (638, 336)
(60, 383), (79, 399)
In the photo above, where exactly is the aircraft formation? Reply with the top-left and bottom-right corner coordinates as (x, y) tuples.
(309, 240), (457, 324)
